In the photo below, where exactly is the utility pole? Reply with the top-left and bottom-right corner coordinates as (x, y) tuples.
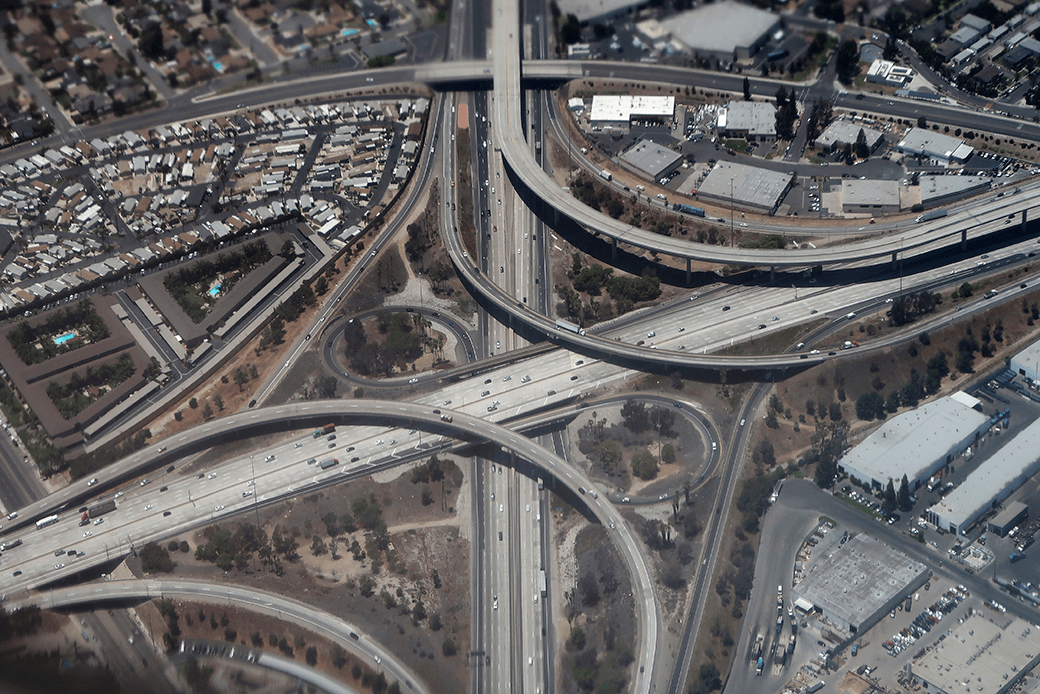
(730, 176), (735, 247)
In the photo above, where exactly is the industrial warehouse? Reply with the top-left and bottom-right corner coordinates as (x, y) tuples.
(695, 160), (792, 215)
(837, 393), (991, 491)
(792, 533), (929, 635)
(909, 613), (1040, 694)
(926, 415), (1040, 535)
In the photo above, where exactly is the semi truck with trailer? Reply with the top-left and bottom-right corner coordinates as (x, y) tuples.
(87, 500), (116, 519)
(313, 423), (336, 438)
(599, 170), (612, 181)
(319, 458), (339, 470)
(555, 319), (587, 336)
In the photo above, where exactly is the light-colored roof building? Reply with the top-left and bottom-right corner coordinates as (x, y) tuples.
(718, 100), (777, 141)
(918, 175), (990, 208)
(909, 613), (1040, 694)
(589, 95), (675, 126)
(619, 140), (683, 180)
(842, 179), (901, 213)
(897, 128), (974, 165)
(866, 59), (914, 87)
(669, 1), (781, 59)
(927, 415), (1040, 535)
(792, 533), (929, 634)
(695, 160), (792, 214)
(949, 26), (981, 45)
(816, 120), (885, 151)
(838, 394), (990, 491)
(1012, 336), (1040, 382)
(554, 0), (641, 24)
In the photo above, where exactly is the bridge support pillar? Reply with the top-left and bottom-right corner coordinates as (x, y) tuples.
(611, 237), (617, 260)
(686, 258), (691, 285)
(961, 227), (967, 251)
(892, 251), (898, 267)
(1023, 209), (1028, 231)
(770, 266), (776, 282)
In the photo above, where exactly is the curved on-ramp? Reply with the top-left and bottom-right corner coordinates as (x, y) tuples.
(5, 578), (421, 694)
(491, 0), (1035, 268)
(7, 399), (659, 693)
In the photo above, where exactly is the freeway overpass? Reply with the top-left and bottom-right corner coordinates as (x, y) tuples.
(6, 578), (427, 694)
(489, 4), (1040, 268)
(1, 398), (660, 694)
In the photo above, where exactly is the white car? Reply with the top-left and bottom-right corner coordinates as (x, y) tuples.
(93, 518), (104, 526)
(144, 505), (153, 511)
(208, 473), (217, 479)
(214, 505), (225, 512)
(83, 531), (92, 538)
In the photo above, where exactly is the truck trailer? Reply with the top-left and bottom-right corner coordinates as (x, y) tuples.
(87, 500), (116, 518)
(555, 319), (586, 336)
(313, 423), (336, 438)
(319, 458), (339, 470)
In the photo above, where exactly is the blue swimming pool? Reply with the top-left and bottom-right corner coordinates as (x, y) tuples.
(208, 284), (222, 297)
(53, 332), (75, 345)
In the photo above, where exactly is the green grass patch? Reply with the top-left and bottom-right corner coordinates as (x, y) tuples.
(723, 138), (750, 154)
(739, 234), (786, 250)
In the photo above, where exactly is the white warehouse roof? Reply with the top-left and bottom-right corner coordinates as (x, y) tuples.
(589, 95), (675, 124)
(928, 415), (1040, 534)
(838, 394), (989, 488)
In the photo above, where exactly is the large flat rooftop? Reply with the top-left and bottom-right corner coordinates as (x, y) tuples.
(911, 613), (1040, 694)
(792, 533), (928, 632)
(838, 394), (989, 486)
(670, 1), (780, 54)
(696, 160), (790, 211)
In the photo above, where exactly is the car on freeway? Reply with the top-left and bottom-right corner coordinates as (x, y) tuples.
(87, 478), (98, 486)
(209, 473), (217, 479)
(214, 505), (225, 512)
(115, 492), (123, 499)
(83, 531), (92, 537)
(163, 511), (172, 517)
(93, 518), (104, 526)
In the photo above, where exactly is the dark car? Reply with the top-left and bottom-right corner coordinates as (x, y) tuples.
(248, 399), (257, 408)
(163, 511), (172, 517)
(722, 306), (731, 311)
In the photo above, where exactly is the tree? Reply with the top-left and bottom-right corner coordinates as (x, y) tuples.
(213, 394), (224, 411)
(202, 403), (213, 420)
(661, 443), (676, 464)
(855, 128), (870, 159)
(202, 0), (211, 14)
(898, 474), (912, 512)
(836, 40), (860, 84)
(560, 13), (581, 43)
(883, 34), (898, 61)
(883, 478), (897, 513)
(743, 76), (751, 101)
(305, 646), (317, 666)
(138, 23), (164, 61)
(631, 449), (659, 480)
(442, 638), (458, 657)
(855, 392), (885, 421)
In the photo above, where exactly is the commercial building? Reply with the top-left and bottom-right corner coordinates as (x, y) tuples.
(717, 100), (776, 142)
(695, 160), (792, 215)
(792, 533), (929, 635)
(837, 393), (990, 492)
(896, 128), (974, 166)
(909, 613), (1040, 694)
(927, 416), (1040, 535)
(668, 2), (781, 59)
(1011, 337), (1040, 382)
(989, 501), (1028, 536)
(841, 179), (902, 214)
(589, 95), (675, 130)
(866, 59), (915, 87)
(816, 120), (885, 153)
(553, 0), (642, 24)
(619, 140), (683, 181)
(918, 175), (990, 208)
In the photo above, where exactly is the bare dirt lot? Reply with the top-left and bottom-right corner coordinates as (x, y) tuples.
(149, 454), (471, 694)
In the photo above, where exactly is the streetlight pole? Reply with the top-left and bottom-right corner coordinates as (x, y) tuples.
(730, 176), (735, 247)
(250, 454), (260, 573)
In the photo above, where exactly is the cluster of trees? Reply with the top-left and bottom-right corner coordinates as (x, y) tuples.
(0, 606), (41, 644)
(411, 455), (446, 484)
(404, 216), (435, 264)
(620, 400), (678, 436)
(735, 467), (786, 534)
(140, 541), (176, 573)
(193, 522), (293, 573)
(888, 290), (940, 327)
(164, 241), (272, 323)
(47, 353), (136, 420)
(571, 173), (625, 218)
(273, 279), (317, 323)
(836, 40), (860, 84)
(803, 420), (848, 488)
(856, 349), (951, 422)
(774, 88), (799, 140)
(344, 312), (427, 377)
(814, 0), (845, 22)
(8, 300), (109, 365)
(606, 274), (661, 314)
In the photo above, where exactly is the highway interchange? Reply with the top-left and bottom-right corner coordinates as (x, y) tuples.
(5, 0), (1040, 693)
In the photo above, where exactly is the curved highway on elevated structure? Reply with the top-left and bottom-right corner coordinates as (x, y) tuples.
(491, 0), (1040, 268)
(0, 398), (659, 694)
(5, 578), (427, 694)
